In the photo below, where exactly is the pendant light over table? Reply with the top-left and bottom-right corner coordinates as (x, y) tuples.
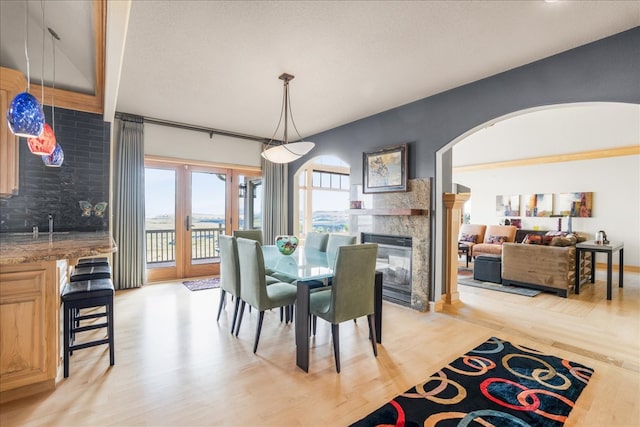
(261, 73), (315, 164)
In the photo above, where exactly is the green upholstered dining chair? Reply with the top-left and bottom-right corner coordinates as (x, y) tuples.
(233, 229), (288, 285)
(309, 243), (379, 373)
(233, 229), (295, 322)
(326, 234), (357, 261)
(304, 232), (329, 251)
(235, 238), (298, 353)
(217, 235), (242, 334)
(233, 229), (264, 245)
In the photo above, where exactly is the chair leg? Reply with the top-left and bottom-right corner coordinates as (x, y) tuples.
(253, 311), (265, 353)
(280, 307), (284, 322)
(331, 323), (340, 373)
(216, 289), (227, 322)
(235, 301), (246, 336)
(286, 305), (294, 324)
(312, 315), (317, 336)
(367, 314), (378, 357)
(231, 297), (241, 334)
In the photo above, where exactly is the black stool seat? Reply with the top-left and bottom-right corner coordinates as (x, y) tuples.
(70, 265), (112, 282)
(61, 278), (115, 378)
(62, 278), (115, 301)
(76, 257), (110, 267)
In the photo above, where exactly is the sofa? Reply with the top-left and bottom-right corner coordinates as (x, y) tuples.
(501, 242), (592, 297)
(471, 225), (517, 258)
(458, 224), (487, 258)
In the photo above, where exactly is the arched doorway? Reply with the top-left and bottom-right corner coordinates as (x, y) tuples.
(434, 102), (640, 307)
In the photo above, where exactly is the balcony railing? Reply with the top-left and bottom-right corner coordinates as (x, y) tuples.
(146, 227), (225, 264)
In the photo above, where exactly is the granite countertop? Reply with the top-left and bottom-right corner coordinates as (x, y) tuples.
(0, 232), (117, 265)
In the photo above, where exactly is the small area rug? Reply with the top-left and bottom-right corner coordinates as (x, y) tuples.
(459, 277), (541, 297)
(350, 336), (594, 427)
(182, 277), (220, 291)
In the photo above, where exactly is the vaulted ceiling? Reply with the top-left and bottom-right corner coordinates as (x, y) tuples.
(1, 1), (638, 140)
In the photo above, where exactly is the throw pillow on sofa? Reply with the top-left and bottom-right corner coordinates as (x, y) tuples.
(550, 234), (578, 247)
(487, 235), (508, 244)
(459, 233), (477, 243)
(523, 234), (542, 244)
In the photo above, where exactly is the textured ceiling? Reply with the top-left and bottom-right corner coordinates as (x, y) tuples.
(1, 1), (638, 139)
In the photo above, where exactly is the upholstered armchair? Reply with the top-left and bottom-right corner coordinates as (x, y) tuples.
(458, 224), (487, 258)
(234, 238), (298, 353)
(472, 225), (517, 258)
(309, 243), (379, 373)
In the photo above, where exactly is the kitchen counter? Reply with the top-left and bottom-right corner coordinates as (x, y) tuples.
(0, 231), (116, 402)
(0, 231), (117, 265)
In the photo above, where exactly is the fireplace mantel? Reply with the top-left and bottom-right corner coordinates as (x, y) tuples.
(349, 208), (428, 216)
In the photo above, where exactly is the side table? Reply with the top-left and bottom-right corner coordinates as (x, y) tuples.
(575, 240), (624, 300)
(458, 243), (471, 268)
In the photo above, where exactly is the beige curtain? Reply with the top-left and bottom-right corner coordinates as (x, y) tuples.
(113, 117), (146, 289)
(261, 154), (288, 244)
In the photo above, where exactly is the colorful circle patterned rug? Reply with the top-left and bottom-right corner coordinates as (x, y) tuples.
(350, 336), (593, 427)
(182, 277), (220, 291)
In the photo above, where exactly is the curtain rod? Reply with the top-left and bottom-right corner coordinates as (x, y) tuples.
(114, 112), (277, 144)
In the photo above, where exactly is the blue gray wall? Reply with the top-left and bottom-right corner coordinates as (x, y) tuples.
(287, 26), (640, 228)
(287, 27), (639, 300)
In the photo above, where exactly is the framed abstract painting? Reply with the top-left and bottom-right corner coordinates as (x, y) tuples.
(363, 144), (407, 193)
(496, 194), (520, 217)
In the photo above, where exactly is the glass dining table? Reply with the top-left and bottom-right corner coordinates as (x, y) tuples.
(262, 245), (383, 373)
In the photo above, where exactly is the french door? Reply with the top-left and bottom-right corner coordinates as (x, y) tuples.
(144, 158), (260, 282)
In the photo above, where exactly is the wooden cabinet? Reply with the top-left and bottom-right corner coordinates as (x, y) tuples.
(0, 67), (25, 198)
(0, 260), (63, 402)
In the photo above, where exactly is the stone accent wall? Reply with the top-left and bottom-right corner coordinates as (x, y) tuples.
(351, 178), (431, 311)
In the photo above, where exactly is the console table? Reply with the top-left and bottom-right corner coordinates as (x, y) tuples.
(575, 240), (624, 300)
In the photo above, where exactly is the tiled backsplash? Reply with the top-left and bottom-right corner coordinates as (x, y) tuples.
(0, 106), (110, 233)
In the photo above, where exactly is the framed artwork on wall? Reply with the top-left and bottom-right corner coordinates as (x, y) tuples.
(496, 194), (520, 217)
(558, 192), (593, 217)
(363, 144), (407, 193)
(537, 193), (553, 217)
(523, 193), (553, 217)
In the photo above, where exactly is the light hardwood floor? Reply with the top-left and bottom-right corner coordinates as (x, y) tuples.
(1, 269), (638, 426)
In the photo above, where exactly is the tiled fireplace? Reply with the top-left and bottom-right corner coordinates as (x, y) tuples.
(350, 178), (431, 311)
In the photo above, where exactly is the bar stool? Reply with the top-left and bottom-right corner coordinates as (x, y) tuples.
(76, 257), (110, 267)
(69, 262), (112, 337)
(70, 265), (112, 282)
(61, 278), (115, 378)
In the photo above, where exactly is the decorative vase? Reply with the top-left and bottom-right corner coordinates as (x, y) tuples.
(275, 235), (299, 255)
